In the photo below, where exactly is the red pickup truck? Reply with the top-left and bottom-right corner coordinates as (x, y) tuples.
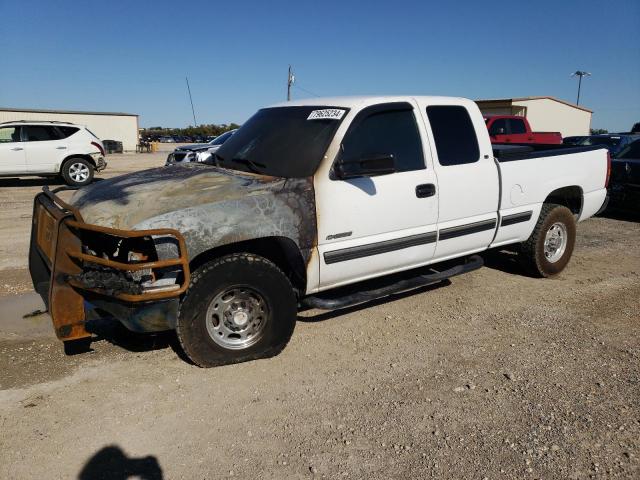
(484, 115), (562, 144)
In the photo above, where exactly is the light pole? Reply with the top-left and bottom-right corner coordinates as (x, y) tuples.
(571, 70), (591, 105)
(287, 65), (295, 101)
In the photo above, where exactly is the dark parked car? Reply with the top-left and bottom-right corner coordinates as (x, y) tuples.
(166, 129), (237, 165)
(102, 139), (123, 154)
(609, 139), (640, 209)
(577, 134), (640, 156)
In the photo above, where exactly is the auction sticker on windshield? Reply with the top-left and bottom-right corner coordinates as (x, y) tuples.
(307, 109), (346, 120)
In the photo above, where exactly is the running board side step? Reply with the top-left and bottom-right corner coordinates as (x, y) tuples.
(301, 255), (484, 311)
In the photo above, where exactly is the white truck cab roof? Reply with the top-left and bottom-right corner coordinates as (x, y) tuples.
(269, 95), (471, 109)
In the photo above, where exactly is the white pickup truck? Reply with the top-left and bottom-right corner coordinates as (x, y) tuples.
(29, 96), (609, 367)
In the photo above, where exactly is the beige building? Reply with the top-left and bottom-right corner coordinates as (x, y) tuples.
(0, 107), (139, 151)
(475, 96), (592, 137)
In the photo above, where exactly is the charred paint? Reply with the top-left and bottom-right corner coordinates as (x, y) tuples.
(71, 164), (318, 266)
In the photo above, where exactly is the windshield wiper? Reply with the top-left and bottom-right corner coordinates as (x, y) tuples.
(230, 157), (266, 174)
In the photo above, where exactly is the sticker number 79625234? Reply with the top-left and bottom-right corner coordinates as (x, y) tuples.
(307, 109), (346, 120)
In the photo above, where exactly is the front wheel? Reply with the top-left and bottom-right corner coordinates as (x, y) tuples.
(519, 203), (576, 277)
(176, 253), (297, 367)
(61, 158), (94, 187)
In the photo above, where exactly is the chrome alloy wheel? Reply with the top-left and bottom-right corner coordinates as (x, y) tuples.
(205, 286), (269, 350)
(543, 222), (568, 263)
(69, 162), (90, 183)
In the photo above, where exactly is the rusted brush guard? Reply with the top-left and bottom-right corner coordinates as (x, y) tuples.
(29, 186), (190, 341)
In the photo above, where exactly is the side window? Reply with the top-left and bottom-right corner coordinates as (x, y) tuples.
(339, 107), (425, 173)
(489, 118), (507, 136)
(0, 127), (21, 143)
(57, 126), (80, 138)
(23, 125), (62, 142)
(426, 106), (480, 166)
(509, 118), (527, 134)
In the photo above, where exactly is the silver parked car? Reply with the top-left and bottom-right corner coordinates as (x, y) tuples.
(166, 129), (237, 165)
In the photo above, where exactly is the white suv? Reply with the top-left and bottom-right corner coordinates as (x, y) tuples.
(0, 121), (107, 186)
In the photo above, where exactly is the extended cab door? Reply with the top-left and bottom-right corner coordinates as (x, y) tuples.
(22, 125), (66, 173)
(314, 102), (439, 290)
(0, 126), (27, 173)
(419, 101), (499, 261)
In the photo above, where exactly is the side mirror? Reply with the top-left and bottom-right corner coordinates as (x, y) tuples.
(334, 154), (396, 179)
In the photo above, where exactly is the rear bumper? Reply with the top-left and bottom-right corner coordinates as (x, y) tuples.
(96, 156), (107, 172)
(29, 187), (189, 341)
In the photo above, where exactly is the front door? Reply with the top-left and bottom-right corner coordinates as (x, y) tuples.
(315, 101), (439, 290)
(0, 126), (27, 174)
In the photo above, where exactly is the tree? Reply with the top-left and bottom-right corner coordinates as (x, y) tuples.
(590, 128), (608, 135)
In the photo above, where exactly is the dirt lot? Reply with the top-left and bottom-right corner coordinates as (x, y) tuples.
(0, 154), (638, 479)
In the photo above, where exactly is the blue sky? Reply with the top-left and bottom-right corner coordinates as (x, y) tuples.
(1, 0), (638, 131)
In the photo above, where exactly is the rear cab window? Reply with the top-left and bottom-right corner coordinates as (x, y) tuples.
(426, 106), (480, 166)
(509, 118), (527, 134)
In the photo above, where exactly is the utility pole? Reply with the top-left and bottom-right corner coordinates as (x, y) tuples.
(186, 76), (198, 126)
(287, 65), (295, 101)
(571, 70), (591, 105)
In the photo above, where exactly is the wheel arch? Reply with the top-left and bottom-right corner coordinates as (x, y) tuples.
(543, 185), (583, 217)
(189, 236), (308, 296)
(60, 154), (96, 173)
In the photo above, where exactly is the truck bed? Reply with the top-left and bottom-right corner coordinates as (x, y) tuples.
(493, 144), (607, 162)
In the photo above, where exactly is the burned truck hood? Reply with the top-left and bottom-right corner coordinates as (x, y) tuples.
(72, 164), (288, 229)
(71, 163), (317, 261)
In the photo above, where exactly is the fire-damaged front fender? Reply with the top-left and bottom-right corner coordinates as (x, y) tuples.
(133, 177), (317, 271)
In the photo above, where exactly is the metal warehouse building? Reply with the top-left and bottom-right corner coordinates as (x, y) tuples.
(0, 107), (139, 151)
(475, 96), (592, 137)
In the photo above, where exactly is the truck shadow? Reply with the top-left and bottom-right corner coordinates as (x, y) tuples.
(78, 445), (163, 479)
(73, 318), (194, 364)
(599, 206), (640, 223)
(481, 249), (526, 276)
(298, 280), (451, 323)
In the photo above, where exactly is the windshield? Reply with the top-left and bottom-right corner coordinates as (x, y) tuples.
(616, 139), (640, 159)
(212, 106), (348, 177)
(209, 130), (235, 146)
(583, 137), (620, 147)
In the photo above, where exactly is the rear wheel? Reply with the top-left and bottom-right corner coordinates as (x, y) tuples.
(61, 157), (94, 187)
(519, 203), (576, 277)
(176, 253), (297, 367)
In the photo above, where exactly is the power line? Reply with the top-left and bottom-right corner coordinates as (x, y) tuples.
(185, 76), (197, 126)
(293, 84), (321, 98)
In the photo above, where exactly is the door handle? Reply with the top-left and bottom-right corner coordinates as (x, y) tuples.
(56, 146), (67, 150)
(11, 147), (23, 151)
(415, 183), (436, 198)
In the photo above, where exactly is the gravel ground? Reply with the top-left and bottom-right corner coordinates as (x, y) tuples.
(0, 154), (638, 479)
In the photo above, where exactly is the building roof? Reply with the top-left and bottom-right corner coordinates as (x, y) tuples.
(475, 96), (592, 113)
(0, 107), (138, 117)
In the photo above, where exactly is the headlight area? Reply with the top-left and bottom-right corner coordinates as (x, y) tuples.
(63, 220), (190, 302)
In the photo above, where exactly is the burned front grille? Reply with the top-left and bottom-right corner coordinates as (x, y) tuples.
(29, 186), (191, 341)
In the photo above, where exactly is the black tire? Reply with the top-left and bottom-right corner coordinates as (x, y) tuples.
(519, 203), (576, 278)
(61, 157), (94, 187)
(176, 253), (297, 367)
